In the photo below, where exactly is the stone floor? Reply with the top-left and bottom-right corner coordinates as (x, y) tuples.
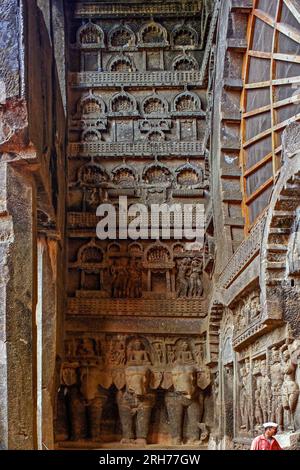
(56, 441), (208, 450)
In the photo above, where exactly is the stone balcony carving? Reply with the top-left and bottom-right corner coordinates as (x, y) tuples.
(74, 1), (203, 18)
(67, 297), (206, 317)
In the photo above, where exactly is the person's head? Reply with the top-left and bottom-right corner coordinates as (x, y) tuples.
(263, 423), (278, 437)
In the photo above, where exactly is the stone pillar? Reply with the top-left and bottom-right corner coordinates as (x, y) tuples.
(0, 163), (37, 449)
(37, 237), (58, 450)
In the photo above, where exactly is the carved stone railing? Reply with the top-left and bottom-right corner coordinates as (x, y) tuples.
(232, 320), (270, 350)
(67, 297), (206, 317)
(218, 215), (266, 289)
(68, 141), (204, 158)
(69, 71), (204, 88)
(74, 1), (203, 18)
(67, 211), (201, 229)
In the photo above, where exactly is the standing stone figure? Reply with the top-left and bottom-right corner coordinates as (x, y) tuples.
(259, 360), (271, 424)
(188, 259), (203, 298)
(176, 258), (189, 298)
(281, 347), (299, 431)
(116, 339), (156, 446)
(270, 348), (284, 431)
(239, 360), (252, 431)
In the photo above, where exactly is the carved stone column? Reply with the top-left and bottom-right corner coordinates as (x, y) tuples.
(0, 163), (37, 449)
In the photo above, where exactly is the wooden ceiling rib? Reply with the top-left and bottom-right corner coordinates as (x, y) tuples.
(240, 0), (300, 230)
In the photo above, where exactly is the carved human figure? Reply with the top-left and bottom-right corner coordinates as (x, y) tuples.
(239, 360), (252, 432)
(270, 347), (284, 431)
(254, 374), (263, 428)
(239, 365), (247, 430)
(176, 258), (189, 298)
(188, 259), (203, 298)
(126, 258), (142, 298)
(111, 261), (128, 298)
(127, 339), (151, 366)
(165, 340), (209, 445)
(259, 360), (271, 424)
(281, 348), (299, 431)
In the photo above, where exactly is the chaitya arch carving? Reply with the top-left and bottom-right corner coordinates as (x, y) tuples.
(78, 90), (106, 117)
(111, 163), (137, 187)
(77, 162), (109, 187)
(108, 24), (136, 50)
(142, 92), (168, 117)
(142, 161), (173, 186)
(171, 24), (198, 48)
(175, 162), (203, 188)
(110, 90), (138, 115)
(76, 21), (105, 49)
(107, 54), (136, 72)
(138, 20), (169, 48)
(172, 90), (203, 115)
(172, 54), (199, 71)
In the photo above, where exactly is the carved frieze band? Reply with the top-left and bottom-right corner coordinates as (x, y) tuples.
(74, 1), (203, 18)
(219, 215), (266, 289)
(67, 298), (206, 317)
(68, 141), (204, 158)
(69, 71), (204, 88)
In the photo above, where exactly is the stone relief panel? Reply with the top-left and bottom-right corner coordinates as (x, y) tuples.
(233, 335), (300, 442)
(68, 240), (206, 302)
(58, 333), (211, 445)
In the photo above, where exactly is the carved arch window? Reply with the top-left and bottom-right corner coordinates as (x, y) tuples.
(173, 91), (202, 114)
(78, 162), (109, 187)
(175, 162), (203, 187)
(108, 55), (135, 72)
(111, 164), (137, 187)
(79, 91), (106, 117)
(78, 240), (105, 265)
(108, 24), (136, 50)
(81, 128), (102, 142)
(142, 162), (173, 185)
(77, 22), (105, 49)
(172, 54), (199, 71)
(110, 91), (138, 115)
(142, 94), (168, 117)
(147, 129), (166, 142)
(241, 0), (300, 230)
(171, 24), (198, 48)
(138, 21), (169, 48)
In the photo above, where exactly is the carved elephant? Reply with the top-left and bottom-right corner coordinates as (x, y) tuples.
(114, 365), (161, 446)
(61, 363), (112, 441)
(163, 364), (210, 445)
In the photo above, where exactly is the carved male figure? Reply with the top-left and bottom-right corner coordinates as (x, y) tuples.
(259, 360), (271, 424)
(188, 259), (203, 297)
(270, 348), (284, 431)
(281, 347), (299, 431)
(176, 258), (189, 298)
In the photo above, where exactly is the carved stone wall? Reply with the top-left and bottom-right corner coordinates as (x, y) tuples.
(57, 0), (215, 447)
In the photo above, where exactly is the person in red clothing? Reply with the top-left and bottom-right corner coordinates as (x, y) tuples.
(250, 422), (282, 450)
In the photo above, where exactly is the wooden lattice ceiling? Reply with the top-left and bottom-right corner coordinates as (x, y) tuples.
(241, 0), (300, 229)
